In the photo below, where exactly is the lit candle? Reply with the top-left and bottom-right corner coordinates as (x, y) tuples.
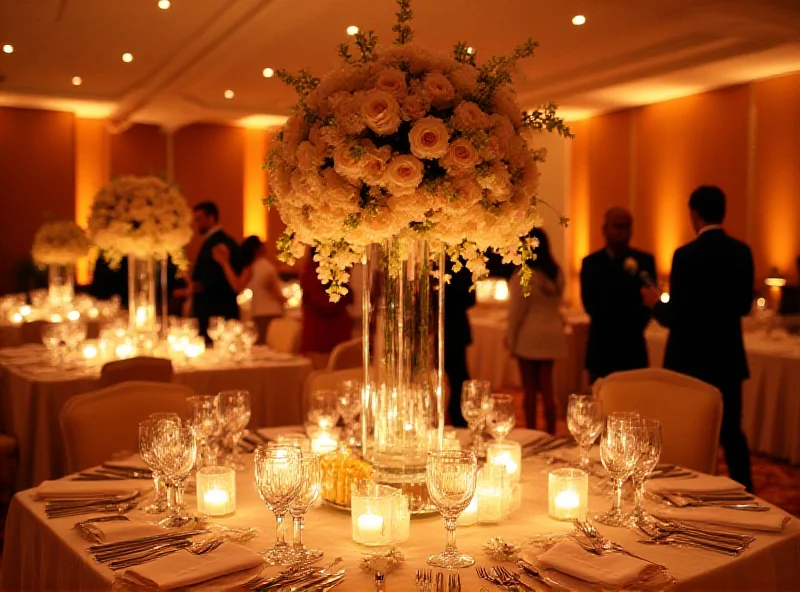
(19, 305), (31, 318)
(356, 513), (384, 545)
(10, 312), (23, 324)
(115, 342), (135, 359)
(311, 432), (339, 454)
(82, 344), (98, 360)
(67, 310), (81, 321)
(555, 490), (580, 510)
(476, 465), (507, 524)
(50, 313), (63, 323)
(487, 441), (522, 483)
(196, 466), (236, 517)
(548, 468), (588, 521)
(135, 306), (148, 327)
(87, 307), (99, 319)
(184, 337), (205, 359)
(494, 280), (509, 302)
(457, 494), (478, 526)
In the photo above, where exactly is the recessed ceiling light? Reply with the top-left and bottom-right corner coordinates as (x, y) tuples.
(263, 67), (275, 78)
(224, 89), (234, 99)
(122, 52), (133, 62)
(158, 0), (171, 8)
(2, 44), (13, 54)
(72, 76), (82, 86)
(572, 15), (586, 25)
(466, 47), (475, 55)
(346, 25), (359, 36)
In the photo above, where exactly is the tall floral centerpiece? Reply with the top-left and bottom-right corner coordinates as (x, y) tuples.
(31, 220), (91, 309)
(88, 176), (192, 333)
(267, 0), (572, 496)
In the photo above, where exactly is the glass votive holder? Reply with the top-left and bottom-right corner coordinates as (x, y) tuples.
(456, 494), (478, 527)
(392, 493), (410, 543)
(476, 464), (508, 524)
(351, 481), (396, 546)
(309, 428), (340, 455)
(196, 466), (236, 517)
(81, 340), (100, 362)
(487, 440), (522, 483)
(548, 468), (588, 521)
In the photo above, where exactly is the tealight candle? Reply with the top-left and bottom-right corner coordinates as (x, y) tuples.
(311, 431), (339, 454)
(19, 305), (31, 318)
(476, 465), (508, 524)
(356, 513), (383, 545)
(87, 307), (100, 319)
(548, 468), (588, 521)
(184, 337), (205, 359)
(50, 313), (63, 323)
(351, 482), (398, 546)
(487, 441), (522, 483)
(456, 494), (478, 526)
(10, 312), (23, 324)
(82, 343), (98, 360)
(196, 466), (236, 517)
(67, 310), (81, 321)
(115, 342), (135, 359)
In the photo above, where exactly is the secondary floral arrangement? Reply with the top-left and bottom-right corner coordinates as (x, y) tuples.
(31, 220), (91, 265)
(87, 175), (192, 269)
(267, 0), (572, 300)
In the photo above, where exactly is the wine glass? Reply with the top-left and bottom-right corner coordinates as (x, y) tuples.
(207, 316), (226, 347)
(41, 323), (64, 365)
(254, 445), (303, 565)
(595, 414), (643, 527)
(149, 419), (197, 528)
(186, 395), (218, 469)
(630, 419), (662, 524)
(337, 380), (362, 447)
(241, 320), (258, 355)
(217, 390), (251, 471)
(138, 414), (179, 514)
(486, 393), (516, 443)
(461, 380), (492, 457)
(567, 394), (604, 468)
(307, 389), (340, 431)
(426, 450), (479, 569)
(289, 453), (323, 562)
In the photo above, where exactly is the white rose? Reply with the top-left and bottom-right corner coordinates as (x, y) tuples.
(374, 67), (408, 99)
(282, 115), (309, 150)
(361, 90), (402, 135)
(360, 145), (392, 186)
(409, 116), (450, 159)
(386, 155), (425, 196)
(401, 93), (431, 121)
(490, 86), (522, 127)
(448, 65), (480, 96)
(441, 138), (480, 173)
(296, 141), (325, 171)
(422, 72), (456, 108)
(451, 101), (488, 132)
(333, 141), (364, 181)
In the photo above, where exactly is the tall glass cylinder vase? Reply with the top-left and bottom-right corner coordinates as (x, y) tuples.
(128, 256), (157, 333)
(47, 263), (74, 309)
(361, 238), (444, 504)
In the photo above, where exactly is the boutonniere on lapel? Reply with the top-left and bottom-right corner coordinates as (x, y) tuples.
(623, 256), (639, 276)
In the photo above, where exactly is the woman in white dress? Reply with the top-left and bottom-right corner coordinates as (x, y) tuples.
(506, 228), (567, 434)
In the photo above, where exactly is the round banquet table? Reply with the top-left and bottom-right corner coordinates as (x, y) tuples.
(2, 428), (799, 592)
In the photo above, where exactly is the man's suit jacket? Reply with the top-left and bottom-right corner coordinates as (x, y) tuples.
(581, 248), (656, 379)
(191, 229), (241, 322)
(654, 229), (753, 388)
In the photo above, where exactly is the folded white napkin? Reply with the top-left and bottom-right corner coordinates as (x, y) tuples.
(81, 520), (164, 543)
(36, 479), (141, 500)
(103, 455), (150, 471)
(646, 474), (745, 495)
(257, 425), (305, 442)
(120, 543), (263, 590)
(654, 507), (792, 532)
(534, 541), (652, 588)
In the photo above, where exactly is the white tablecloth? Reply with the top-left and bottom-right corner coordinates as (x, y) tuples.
(0, 345), (312, 490)
(2, 429), (799, 591)
(647, 327), (800, 464)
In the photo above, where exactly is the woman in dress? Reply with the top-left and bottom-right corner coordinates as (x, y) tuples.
(506, 228), (567, 434)
(212, 236), (285, 343)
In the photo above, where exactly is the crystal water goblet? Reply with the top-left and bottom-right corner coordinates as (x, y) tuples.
(217, 390), (251, 470)
(595, 414), (643, 527)
(149, 419), (197, 528)
(486, 393), (516, 443)
(186, 395), (219, 469)
(138, 416), (178, 514)
(254, 445), (303, 565)
(337, 380), (362, 447)
(241, 320), (258, 356)
(307, 389), (340, 431)
(567, 394), (604, 468)
(461, 380), (492, 457)
(630, 419), (662, 524)
(289, 453), (323, 562)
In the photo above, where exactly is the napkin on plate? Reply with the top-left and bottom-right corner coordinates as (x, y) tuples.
(119, 543), (263, 590)
(80, 520), (164, 543)
(35, 479), (142, 500)
(533, 541), (653, 588)
(654, 506), (792, 532)
(646, 474), (745, 495)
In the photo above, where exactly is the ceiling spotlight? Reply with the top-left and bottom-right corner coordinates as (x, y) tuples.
(263, 67), (275, 78)
(466, 47), (475, 55)
(346, 25), (359, 36)
(158, 0), (171, 8)
(224, 89), (234, 99)
(122, 52), (133, 62)
(572, 15), (586, 25)
(2, 44), (13, 54)
(72, 76), (82, 86)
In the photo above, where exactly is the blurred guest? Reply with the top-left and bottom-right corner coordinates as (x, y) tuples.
(213, 236), (285, 344)
(300, 249), (353, 368)
(89, 254), (128, 305)
(445, 258), (476, 428)
(581, 207), (656, 383)
(507, 228), (567, 434)
(643, 185), (753, 491)
(180, 202), (241, 340)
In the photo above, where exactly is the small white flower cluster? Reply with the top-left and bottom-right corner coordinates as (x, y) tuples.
(88, 175), (192, 268)
(31, 220), (91, 265)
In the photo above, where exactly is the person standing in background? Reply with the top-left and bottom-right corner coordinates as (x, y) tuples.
(444, 258), (476, 428)
(213, 236), (285, 344)
(642, 185), (754, 491)
(581, 207), (656, 383)
(507, 228), (567, 434)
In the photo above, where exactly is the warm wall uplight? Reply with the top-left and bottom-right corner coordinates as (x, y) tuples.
(764, 277), (787, 288)
(237, 114), (288, 129)
(572, 15), (586, 25)
(346, 25), (359, 36)
(158, 0), (171, 8)
(2, 44), (13, 54)
(224, 89), (235, 99)
(263, 67), (275, 78)
(243, 128), (268, 241)
(72, 76), (82, 86)
(122, 53), (133, 63)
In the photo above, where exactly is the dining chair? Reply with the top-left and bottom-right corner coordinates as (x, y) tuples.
(20, 320), (47, 345)
(59, 381), (196, 473)
(266, 317), (301, 354)
(302, 367), (363, 422)
(593, 368), (723, 474)
(326, 337), (362, 370)
(99, 356), (174, 388)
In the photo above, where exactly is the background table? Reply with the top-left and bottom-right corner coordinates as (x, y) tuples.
(0, 345), (312, 490)
(2, 429), (799, 591)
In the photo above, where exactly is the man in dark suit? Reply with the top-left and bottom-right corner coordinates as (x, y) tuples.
(445, 259), (476, 427)
(581, 208), (657, 383)
(642, 186), (754, 491)
(186, 202), (241, 340)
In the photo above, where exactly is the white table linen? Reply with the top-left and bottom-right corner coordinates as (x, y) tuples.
(2, 428), (799, 591)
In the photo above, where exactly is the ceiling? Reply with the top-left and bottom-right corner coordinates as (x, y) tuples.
(1, 0), (799, 130)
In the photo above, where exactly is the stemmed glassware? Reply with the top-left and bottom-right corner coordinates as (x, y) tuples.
(186, 395), (219, 469)
(337, 380), (362, 447)
(254, 445), (303, 565)
(138, 412), (179, 514)
(148, 419), (198, 527)
(208, 316), (226, 350)
(595, 412), (643, 527)
(217, 390), (251, 471)
(567, 394), (604, 468)
(461, 380), (492, 457)
(307, 389), (340, 431)
(426, 450), (479, 569)
(42, 323), (65, 365)
(630, 419), (662, 524)
(241, 321), (258, 356)
(288, 453), (323, 562)
(486, 393), (516, 443)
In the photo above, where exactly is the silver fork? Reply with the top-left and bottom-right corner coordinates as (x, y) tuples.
(476, 567), (504, 588)
(107, 538), (223, 570)
(574, 520), (669, 569)
(493, 567), (535, 592)
(447, 572), (461, 592)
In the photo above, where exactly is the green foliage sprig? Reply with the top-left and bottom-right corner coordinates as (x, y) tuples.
(522, 102), (574, 139)
(393, 0), (414, 45)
